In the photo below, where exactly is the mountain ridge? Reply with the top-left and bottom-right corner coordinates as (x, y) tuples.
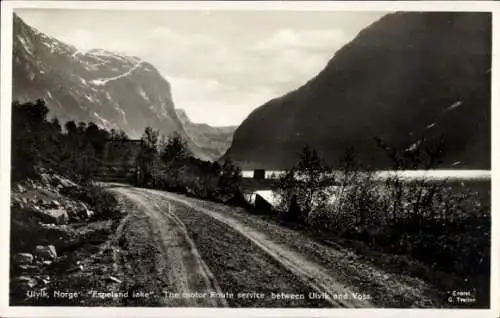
(224, 12), (491, 170)
(12, 14), (234, 161)
(175, 109), (237, 160)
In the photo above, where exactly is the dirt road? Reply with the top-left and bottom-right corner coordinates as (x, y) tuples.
(106, 183), (445, 308)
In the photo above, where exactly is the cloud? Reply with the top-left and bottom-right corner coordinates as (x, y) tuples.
(17, 10), (385, 126)
(253, 28), (350, 54)
(28, 20), (356, 126)
(168, 75), (276, 126)
(127, 27), (352, 125)
(247, 28), (354, 86)
(134, 27), (235, 78)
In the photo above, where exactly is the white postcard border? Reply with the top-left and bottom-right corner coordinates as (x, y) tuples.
(0, 2), (498, 318)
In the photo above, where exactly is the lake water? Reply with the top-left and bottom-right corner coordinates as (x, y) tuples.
(242, 169), (491, 181)
(243, 169), (491, 208)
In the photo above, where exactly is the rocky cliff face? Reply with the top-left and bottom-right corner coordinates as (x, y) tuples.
(12, 14), (230, 161)
(224, 12), (491, 170)
(175, 109), (236, 160)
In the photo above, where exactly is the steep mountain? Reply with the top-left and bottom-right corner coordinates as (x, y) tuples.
(175, 109), (236, 160)
(12, 14), (214, 161)
(224, 12), (491, 170)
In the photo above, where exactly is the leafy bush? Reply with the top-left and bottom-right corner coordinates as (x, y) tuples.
(83, 184), (122, 220)
(62, 183), (121, 220)
(271, 145), (334, 223)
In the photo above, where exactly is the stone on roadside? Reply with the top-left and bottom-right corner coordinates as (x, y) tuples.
(53, 175), (78, 189)
(12, 276), (37, 290)
(16, 184), (25, 193)
(62, 203), (79, 220)
(80, 202), (88, 210)
(85, 209), (95, 218)
(39, 188), (56, 197)
(37, 277), (51, 285)
(37, 208), (69, 225)
(51, 200), (61, 207)
(67, 264), (84, 273)
(34, 245), (57, 261)
(14, 253), (34, 265)
(79, 202), (94, 219)
(28, 179), (36, 189)
(16, 264), (37, 273)
(40, 173), (51, 186)
(107, 276), (122, 284)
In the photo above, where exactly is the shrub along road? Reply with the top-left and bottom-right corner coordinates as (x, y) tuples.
(105, 183), (445, 308)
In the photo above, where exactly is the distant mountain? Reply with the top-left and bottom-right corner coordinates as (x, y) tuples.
(12, 14), (227, 161)
(224, 12), (491, 170)
(175, 109), (236, 160)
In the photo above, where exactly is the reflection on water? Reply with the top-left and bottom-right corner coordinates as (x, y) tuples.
(242, 170), (491, 180)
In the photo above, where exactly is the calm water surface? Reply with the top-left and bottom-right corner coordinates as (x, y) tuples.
(242, 170), (491, 180)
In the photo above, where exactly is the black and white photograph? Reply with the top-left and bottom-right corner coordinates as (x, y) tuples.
(0, 1), (497, 317)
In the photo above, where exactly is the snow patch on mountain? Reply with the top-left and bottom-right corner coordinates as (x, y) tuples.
(17, 35), (34, 56)
(114, 105), (126, 118)
(90, 61), (144, 86)
(78, 77), (88, 85)
(71, 48), (87, 58)
(451, 161), (462, 167)
(138, 87), (149, 101)
(445, 101), (463, 112)
(406, 140), (421, 152)
(93, 112), (112, 129)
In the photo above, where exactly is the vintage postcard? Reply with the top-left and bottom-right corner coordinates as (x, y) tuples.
(0, 1), (498, 317)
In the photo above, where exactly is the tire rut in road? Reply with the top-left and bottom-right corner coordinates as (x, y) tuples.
(167, 192), (444, 308)
(111, 191), (168, 306)
(109, 187), (227, 307)
(149, 189), (445, 308)
(156, 198), (332, 307)
(139, 189), (365, 308)
(114, 212), (166, 306)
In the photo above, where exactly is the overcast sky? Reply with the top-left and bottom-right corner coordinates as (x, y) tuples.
(16, 9), (387, 126)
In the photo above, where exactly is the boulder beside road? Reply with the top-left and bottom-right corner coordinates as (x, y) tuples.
(34, 245), (57, 261)
(14, 253), (34, 265)
(37, 208), (69, 225)
(12, 276), (37, 291)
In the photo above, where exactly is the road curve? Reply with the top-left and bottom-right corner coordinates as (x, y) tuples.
(109, 185), (228, 307)
(108, 183), (372, 308)
(104, 183), (444, 308)
(148, 188), (371, 308)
